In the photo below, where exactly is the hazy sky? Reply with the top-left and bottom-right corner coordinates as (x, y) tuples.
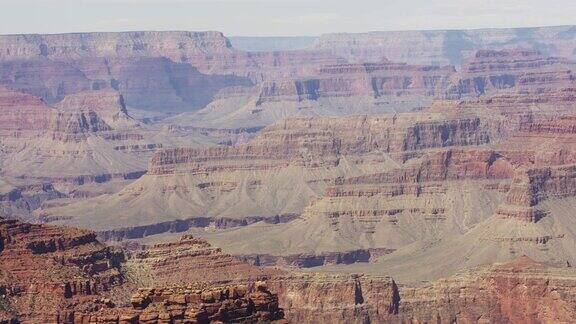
(1, 0), (575, 36)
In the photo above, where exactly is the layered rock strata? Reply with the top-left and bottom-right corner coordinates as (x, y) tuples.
(43, 112), (499, 235)
(446, 49), (576, 98)
(399, 256), (576, 323)
(313, 26), (576, 65)
(73, 283), (285, 324)
(256, 61), (455, 104)
(0, 216), (125, 322)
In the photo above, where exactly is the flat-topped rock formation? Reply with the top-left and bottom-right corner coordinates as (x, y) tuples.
(123, 235), (281, 286)
(256, 61), (455, 104)
(0, 31), (234, 62)
(446, 49), (576, 98)
(313, 26), (576, 66)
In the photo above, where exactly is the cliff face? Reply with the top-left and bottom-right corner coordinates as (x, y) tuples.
(73, 283), (285, 324)
(0, 87), (152, 184)
(496, 164), (576, 222)
(42, 112), (500, 236)
(400, 256), (576, 323)
(256, 61), (455, 104)
(150, 114), (495, 175)
(268, 274), (400, 323)
(446, 49), (576, 98)
(0, 216), (125, 322)
(4, 217), (576, 324)
(0, 31), (234, 62)
(0, 217), (287, 323)
(0, 87), (126, 135)
(314, 26), (576, 66)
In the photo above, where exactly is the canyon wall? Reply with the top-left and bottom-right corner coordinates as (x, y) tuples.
(446, 49), (576, 98)
(314, 26), (576, 65)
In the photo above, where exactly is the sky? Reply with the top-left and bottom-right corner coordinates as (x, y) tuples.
(1, 0), (575, 36)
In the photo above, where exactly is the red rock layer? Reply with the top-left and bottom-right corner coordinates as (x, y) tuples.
(267, 274), (400, 323)
(399, 256), (576, 323)
(125, 235), (281, 285)
(496, 164), (576, 222)
(73, 282), (285, 324)
(0, 217), (124, 322)
(108, 235), (400, 324)
(0, 87), (112, 135)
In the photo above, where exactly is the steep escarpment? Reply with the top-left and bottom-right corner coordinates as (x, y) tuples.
(95, 233), (401, 324)
(42, 112), (499, 235)
(399, 256), (576, 323)
(256, 61), (455, 104)
(0, 31), (234, 61)
(0, 87), (150, 184)
(314, 26), (576, 66)
(74, 283), (285, 323)
(495, 164), (576, 222)
(194, 147), (513, 259)
(0, 217), (288, 323)
(0, 217), (125, 322)
(446, 49), (576, 98)
(267, 274), (400, 323)
(5, 217), (576, 324)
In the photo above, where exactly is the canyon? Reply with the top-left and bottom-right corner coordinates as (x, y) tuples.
(2, 217), (576, 323)
(1, 25), (576, 322)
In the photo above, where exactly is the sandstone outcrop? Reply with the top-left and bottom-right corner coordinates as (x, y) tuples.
(446, 49), (576, 98)
(150, 114), (496, 175)
(267, 273), (400, 323)
(399, 256), (576, 323)
(0, 87), (151, 186)
(5, 216), (576, 324)
(0, 216), (125, 322)
(74, 283), (285, 323)
(496, 164), (576, 222)
(123, 235), (281, 286)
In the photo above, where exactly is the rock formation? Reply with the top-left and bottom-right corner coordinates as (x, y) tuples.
(3, 26), (576, 324)
(4, 217), (576, 323)
(0, 216), (125, 322)
(446, 49), (576, 98)
(123, 235), (281, 286)
(42, 112), (500, 237)
(313, 26), (576, 66)
(256, 60), (455, 105)
(399, 256), (576, 323)
(73, 283), (285, 323)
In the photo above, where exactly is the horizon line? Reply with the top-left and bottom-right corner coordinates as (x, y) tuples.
(0, 23), (574, 38)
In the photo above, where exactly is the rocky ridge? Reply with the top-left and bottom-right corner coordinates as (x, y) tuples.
(42, 111), (500, 236)
(0, 216), (125, 322)
(313, 26), (576, 65)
